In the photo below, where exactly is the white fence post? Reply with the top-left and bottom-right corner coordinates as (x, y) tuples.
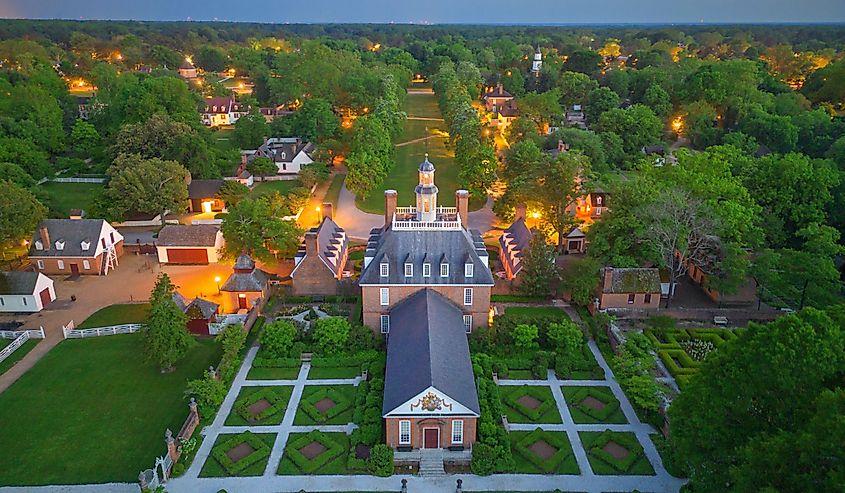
(62, 323), (143, 339)
(0, 331), (31, 365)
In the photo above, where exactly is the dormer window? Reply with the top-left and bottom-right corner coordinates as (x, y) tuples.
(35, 240), (43, 251)
(81, 240), (91, 251)
(404, 263), (413, 277)
(380, 262), (389, 277)
(281, 151), (286, 160)
(440, 263), (449, 277)
(55, 240), (65, 251)
(596, 196), (602, 205)
(465, 263), (474, 277)
(423, 263), (431, 277)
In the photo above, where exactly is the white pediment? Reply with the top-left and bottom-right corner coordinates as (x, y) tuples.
(384, 386), (478, 418)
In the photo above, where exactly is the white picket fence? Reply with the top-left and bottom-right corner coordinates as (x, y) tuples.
(63, 321), (143, 339)
(51, 177), (107, 184)
(0, 328), (45, 340)
(0, 328), (45, 365)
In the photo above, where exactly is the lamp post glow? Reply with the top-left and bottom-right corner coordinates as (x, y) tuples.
(214, 276), (221, 294)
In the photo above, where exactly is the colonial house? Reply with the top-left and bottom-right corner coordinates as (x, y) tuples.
(201, 96), (248, 127)
(682, 239), (757, 306)
(490, 101), (519, 130)
(499, 204), (533, 280)
(240, 137), (316, 175)
(482, 83), (514, 112)
(259, 105), (294, 123)
(563, 226), (588, 255)
(565, 104), (587, 129)
(178, 58), (197, 80)
(29, 219), (124, 276)
(0, 271), (55, 313)
(596, 267), (661, 311)
(291, 204), (349, 296)
(359, 156), (495, 333)
(156, 225), (224, 265)
(383, 289), (479, 451)
(187, 179), (227, 213)
(173, 292), (220, 335)
(220, 255), (269, 313)
(572, 190), (609, 222)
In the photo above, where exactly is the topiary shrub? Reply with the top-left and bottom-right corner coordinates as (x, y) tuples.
(367, 444), (394, 477)
(471, 443), (496, 475)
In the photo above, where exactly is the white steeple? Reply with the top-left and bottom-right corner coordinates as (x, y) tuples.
(531, 46), (542, 76)
(415, 154), (438, 222)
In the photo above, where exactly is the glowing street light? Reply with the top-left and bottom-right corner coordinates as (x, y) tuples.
(531, 211), (541, 219)
(214, 276), (221, 294)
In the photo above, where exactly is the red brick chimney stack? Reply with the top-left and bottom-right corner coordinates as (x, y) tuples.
(305, 231), (319, 255)
(39, 226), (50, 250)
(384, 190), (397, 229)
(456, 190), (470, 229)
(515, 203), (527, 222)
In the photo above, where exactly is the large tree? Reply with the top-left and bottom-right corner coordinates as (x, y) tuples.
(670, 308), (845, 493)
(594, 104), (663, 155)
(220, 196), (301, 261)
(144, 273), (194, 371)
(518, 231), (560, 298)
(0, 180), (46, 250)
(105, 154), (189, 226)
(233, 112), (269, 150)
(287, 98), (340, 142)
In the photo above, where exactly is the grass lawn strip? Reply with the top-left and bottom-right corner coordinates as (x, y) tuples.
(298, 386), (354, 424)
(206, 432), (273, 477)
(0, 334), (221, 485)
(280, 430), (345, 474)
(512, 428), (578, 474)
(77, 303), (151, 328)
(228, 386), (291, 426)
(503, 306), (569, 318)
(307, 365), (361, 379)
(562, 386), (626, 424)
(0, 339), (39, 375)
(501, 385), (561, 423)
(249, 179), (303, 199)
(580, 430), (655, 476)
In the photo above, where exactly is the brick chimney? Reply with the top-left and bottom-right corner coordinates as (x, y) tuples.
(496, 82), (503, 93)
(515, 203), (527, 222)
(240, 153), (248, 167)
(321, 202), (333, 221)
(39, 225), (50, 250)
(602, 267), (614, 291)
(384, 190), (397, 229)
(305, 231), (319, 255)
(456, 190), (469, 229)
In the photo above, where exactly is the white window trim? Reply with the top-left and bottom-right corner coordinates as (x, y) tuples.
(465, 263), (473, 277)
(57, 260), (65, 270)
(463, 315), (472, 333)
(36, 260), (44, 270)
(399, 420), (411, 445)
(422, 263), (431, 277)
(380, 288), (389, 306)
(464, 288), (473, 306)
(83, 259), (90, 270)
(440, 263), (449, 277)
(380, 263), (389, 277)
(451, 419), (463, 444)
(380, 315), (390, 334)
(404, 263), (413, 277)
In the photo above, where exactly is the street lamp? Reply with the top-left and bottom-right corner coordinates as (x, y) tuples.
(214, 276), (221, 294)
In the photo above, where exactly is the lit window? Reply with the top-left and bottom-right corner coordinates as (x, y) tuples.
(464, 288), (473, 305)
(423, 199), (430, 213)
(465, 263), (473, 277)
(83, 260), (90, 270)
(440, 263), (449, 277)
(380, 315), (390, 334)
(423, 263), (431, 277)
(404, 263), (413, 277)
(57, 260), (65, 270)
(463, 315), (472, 333)
(452, 419), (463, 444)
(380, 262), (389, 277)
(399, 420), (411, 445)
(627, 293), (635, 304)
(380, 288), (389, 306)
(596, 196), (602, 205)
(37, 260), (44, 270)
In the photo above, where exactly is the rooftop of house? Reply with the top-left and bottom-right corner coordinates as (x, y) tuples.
(484, 83), (513, 100)
(294, 215), (348, 276)
(0, 271), (47, 295)
(360, 228), (493, 286)
(222, 255), (268, 292)
(603, 267), (661, 294)
(187, 179), (225, 199)
(157, 225), (220, 247)
(29, 219), (121, 258)
(203, 97), (246, 114)
(382, 289), (480, 416)
(499, 216), (533, 276)
(173, 292), (219, 319)
(244, 137), (315, 164)
(179, 59), (195, 70)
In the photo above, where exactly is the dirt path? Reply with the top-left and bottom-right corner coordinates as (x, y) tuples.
(395, 135), (441, 147)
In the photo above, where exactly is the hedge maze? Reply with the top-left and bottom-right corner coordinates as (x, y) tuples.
(511, 428), (579, 474)
(563, 386), (626, 424)
(228, 386), (292, 426)
(500, 385), (562, 424)
(644, 327), (738, 389)
(295, 385), (356, 425)
(580, 430), (654, 476)
(202, 432), (274, 477)
(277, 431), (350, 475)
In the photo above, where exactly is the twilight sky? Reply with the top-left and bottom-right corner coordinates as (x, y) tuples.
(1, 0), (844, 24)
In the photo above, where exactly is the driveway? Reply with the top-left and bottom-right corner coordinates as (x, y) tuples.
(335, 181), (384, 240)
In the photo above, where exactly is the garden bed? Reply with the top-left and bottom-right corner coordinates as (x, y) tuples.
(294, 385), (356, 425)
(644, 327), (737, 389)
(225, 386), (293, 426)
(500, 385), (562, 424)
(277, 431), (351, 475)
(562, 386), (626, 424)
(510, 429), (579, 474)
(579, 431), (654, 475)
(201, 432), (275, 477)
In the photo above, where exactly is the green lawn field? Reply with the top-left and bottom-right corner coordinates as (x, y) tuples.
(39, 182), (105, 218)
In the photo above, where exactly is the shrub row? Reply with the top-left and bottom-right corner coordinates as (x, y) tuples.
(472, 376), (515, 475)
(513, 428), (573, 473)
(657, 348), (701, 376)
(211, 432), (270, 476)
(352, 356), (386, 447)
(252, 356), (300, 369)
(286, 430), (345, 474)
(234, 388), (287, 423)
(311, 350), (380, 370)
(587, 431), (644, 473)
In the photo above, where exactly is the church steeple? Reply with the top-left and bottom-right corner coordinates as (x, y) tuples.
(531, 46), (543, 76)
(415, 154), (438, 222)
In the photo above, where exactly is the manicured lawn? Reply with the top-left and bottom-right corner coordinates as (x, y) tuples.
(562, 386), (627, 424)
(324, 173), (345, 208)
(0, 339), (40, 375)
(77, 303), (151, 328)
(504, 306), (569, 318)
(307, 365), (361, 380)
(225, 386), (293, 426)
(501, 369), (536, 380)
(510, 430), (579, 474)
(247, 365), (301, 380)
(355, 93), (484, 214)
(277, 431), (352, 475)
(293, 385), (356, 425)
(249, 180), (303, 199)
(0, 334), (221, 485)
(500, 385), (562, 424)
(580, 431), (655, 476)
(39, 182), (105, 218)
(199, 432), (276, 477)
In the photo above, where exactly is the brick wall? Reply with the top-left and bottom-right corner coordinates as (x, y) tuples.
(362, 285), (491, 332)
(599, 292), (660, 310)
(31, 253), (103, 276)
(385, 416), (477, 449)
(292, 256), (342, 296)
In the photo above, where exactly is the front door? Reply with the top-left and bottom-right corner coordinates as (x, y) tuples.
(238, 294), (248, 310)
(423, 428), (439, 449)
(70, 264), (80, 275)
(38, 288), (52, 308)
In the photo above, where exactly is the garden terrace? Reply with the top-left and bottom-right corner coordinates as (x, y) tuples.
(500, 385), (562, 424)
(510, 429), (579, 474)
(644, 327), (738, 388)
(201, 432), (275, 477)
(225, 386), (293, 426)
(580, 431), (655, 476)
(563, 386), (627, 424)
(277, 430), (351, 475)
(294, 385), (356, 425)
